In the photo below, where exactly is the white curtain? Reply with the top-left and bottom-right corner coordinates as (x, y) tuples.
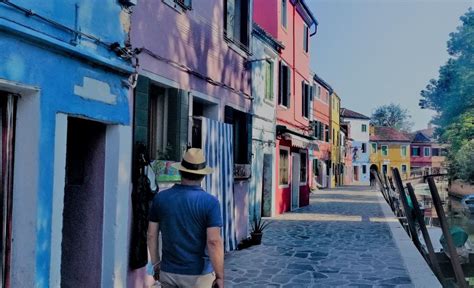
(201, 117), (236, 252)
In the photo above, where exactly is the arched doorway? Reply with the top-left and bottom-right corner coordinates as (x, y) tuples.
(370, 164), (379, 187)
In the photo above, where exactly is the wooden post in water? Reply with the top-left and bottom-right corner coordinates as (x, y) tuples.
(406, 182), (446, 285)
(392, 168), (422, 251)
(427, 177), (468, 288)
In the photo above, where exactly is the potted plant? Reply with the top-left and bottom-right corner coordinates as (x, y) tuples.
(250, 216), (270, 245)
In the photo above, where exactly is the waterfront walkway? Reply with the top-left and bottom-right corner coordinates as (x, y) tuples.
(224, 186), (418, 287)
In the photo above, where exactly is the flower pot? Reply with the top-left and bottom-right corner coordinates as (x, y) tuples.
(250, 232), (263, 245)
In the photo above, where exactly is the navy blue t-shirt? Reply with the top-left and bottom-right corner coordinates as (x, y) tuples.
(149, 184), (222, 275)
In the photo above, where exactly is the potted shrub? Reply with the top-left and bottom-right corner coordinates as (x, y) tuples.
(250, 216), (270, 245)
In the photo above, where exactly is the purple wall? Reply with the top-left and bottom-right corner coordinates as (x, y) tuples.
(131, 0), (251, 111)
(61, 118), (105, 287)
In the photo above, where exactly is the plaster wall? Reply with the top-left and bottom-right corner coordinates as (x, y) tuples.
(131, 0), (251, 114)
(0, 20), (131, 288)
(343, 118), (370, 142)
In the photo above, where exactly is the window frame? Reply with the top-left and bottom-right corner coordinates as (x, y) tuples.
(361, 143), (367, 154)
(402, 164), (407, 174)
(361, 124), (367, 132)
(412, 146), (420, 157)
(301, 81), (310, 119)
(424, 147), (431, 157)
(303, 24), (309, 53)
(371, 143), (377, 154)
(281, 0), (287, 29)
(223, 0), (251, 51)
(381, 145), (388, 156)
(401, 145), (408, 157)
(279, 146), (290, 187)
(264, 60), (274, 103)
(362, 165), (367, 174)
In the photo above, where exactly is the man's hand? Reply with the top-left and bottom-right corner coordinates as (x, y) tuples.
(212, 277), (224, 288)
(153, 262), (161, 281)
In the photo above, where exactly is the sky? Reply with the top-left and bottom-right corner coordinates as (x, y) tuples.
(308, 0), (473, 131)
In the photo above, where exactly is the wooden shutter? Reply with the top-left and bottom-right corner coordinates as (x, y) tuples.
(278, 61), (282, 105)
(225, 0), (235, 39)
(286, 66), (291, 108)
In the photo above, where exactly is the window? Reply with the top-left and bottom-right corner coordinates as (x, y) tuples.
(315, 85), (321, 99)
(224, 0), (250, 49)
(361, 143), (367, 153)
(225, 106), (252, 164)
(381, 145), (388, 156)
(325, 125), (330, 143)
(264, 60), (274, 101)
(278, 61), (291, 108)
(332, 129), (335, 145)
(279, 149), (289, 185)
(313, 120), (325, 141)
(412, 147), (420, 156)
(402, 165), (407, 174)
(361, 124), (367, 132)
(300, 152), (307, 183)
(281, 0), (287, 28)
(401, 145), (407, 157)
(303, 24), (309, 52)
(301, 81), (310, 118)
(371, 143), (377, 154)
(149, 86), (168, 159)
(432, 148), (440, 156)
(424, 147), (431, 157)
(382, 164), (388, 175)
(362, 165), (367, 174)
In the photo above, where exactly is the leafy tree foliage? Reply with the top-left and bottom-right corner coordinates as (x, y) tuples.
(420, 8), (474, 182)
(370, 103), (413, 132)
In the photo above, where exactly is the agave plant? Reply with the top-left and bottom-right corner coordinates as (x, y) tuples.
(251, 216), (271, 234)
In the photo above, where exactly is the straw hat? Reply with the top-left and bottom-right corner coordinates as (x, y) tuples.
(171, 148), (214, 175)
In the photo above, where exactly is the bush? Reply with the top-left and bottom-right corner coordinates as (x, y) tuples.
(454, 141), (474, 183)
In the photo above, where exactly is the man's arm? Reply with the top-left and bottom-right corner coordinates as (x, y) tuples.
(147, 221), (160, 279)
(207, 227), (224, 287)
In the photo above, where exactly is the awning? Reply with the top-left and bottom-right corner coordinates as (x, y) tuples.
(276, 125), (319, 151)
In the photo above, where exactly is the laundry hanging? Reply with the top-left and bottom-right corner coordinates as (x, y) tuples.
(201, 117), (236, 252)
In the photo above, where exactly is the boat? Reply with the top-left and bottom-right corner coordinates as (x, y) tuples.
(461, 195), (474, 215)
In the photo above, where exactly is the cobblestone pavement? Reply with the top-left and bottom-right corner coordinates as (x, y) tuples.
(224, 186), (414, 288)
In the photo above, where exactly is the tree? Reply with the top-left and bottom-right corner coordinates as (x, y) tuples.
(370, 103), (413, 132)
(420, 8), (474, 182)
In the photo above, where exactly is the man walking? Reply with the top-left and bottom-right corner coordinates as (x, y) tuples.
(147, 148), (224, 288)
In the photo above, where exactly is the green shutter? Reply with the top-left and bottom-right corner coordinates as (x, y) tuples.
(166, 89), (189, 162)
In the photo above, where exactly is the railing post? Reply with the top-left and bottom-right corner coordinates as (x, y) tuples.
(427, 177), (468, 288)
(406, 183), (446, 285)
(392, 168), (422, 250)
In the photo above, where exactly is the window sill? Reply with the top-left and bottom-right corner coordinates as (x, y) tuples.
(224, 36), (250, 58)
(278, 104), (289, 110)
(264, 98), (275, 106)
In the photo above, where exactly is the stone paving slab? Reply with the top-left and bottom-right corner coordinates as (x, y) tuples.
(224, 186), (416, 287)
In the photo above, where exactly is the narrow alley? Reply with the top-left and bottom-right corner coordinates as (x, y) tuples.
(224, 187), (422, 287)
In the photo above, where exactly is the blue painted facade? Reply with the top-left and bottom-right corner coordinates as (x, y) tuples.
(351, 140), (370, 184)
(0, 1), (133, 286)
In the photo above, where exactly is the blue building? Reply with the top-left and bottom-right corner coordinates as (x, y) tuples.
(341, 108), (371, 185)
(0, 1), (135, 287)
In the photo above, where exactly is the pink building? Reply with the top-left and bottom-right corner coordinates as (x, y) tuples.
(254, 0), (317, 214)
(130, 0), (253, 285)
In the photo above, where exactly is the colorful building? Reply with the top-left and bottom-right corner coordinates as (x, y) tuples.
(0, 1), (134, 287)
(341, 122), (353, 185)
(249, 24), (284, 220)
(330, 92), (342, 187)
(370, 126), (411, 180)
(130, 0), (253, 282)
(254, 0), (317, 214)
(310, 73), (333, 188)
(409, 126), (448, 176)
(341, 108), (371, 185)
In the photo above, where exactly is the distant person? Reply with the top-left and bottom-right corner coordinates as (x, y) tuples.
(147, 148), (224, 288)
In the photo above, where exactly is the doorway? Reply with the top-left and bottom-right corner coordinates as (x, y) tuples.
(261, 154), (273, 217)
(291, 153), (300, 211)
(0, 94), (16, 288)
(60, 118), (106, 287)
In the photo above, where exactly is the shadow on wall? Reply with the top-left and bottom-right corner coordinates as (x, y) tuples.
(133, 0), (250, 109)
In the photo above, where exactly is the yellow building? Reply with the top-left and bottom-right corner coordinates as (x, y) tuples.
(330, 92), (341, 187)
(369, 126), (411, 180)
